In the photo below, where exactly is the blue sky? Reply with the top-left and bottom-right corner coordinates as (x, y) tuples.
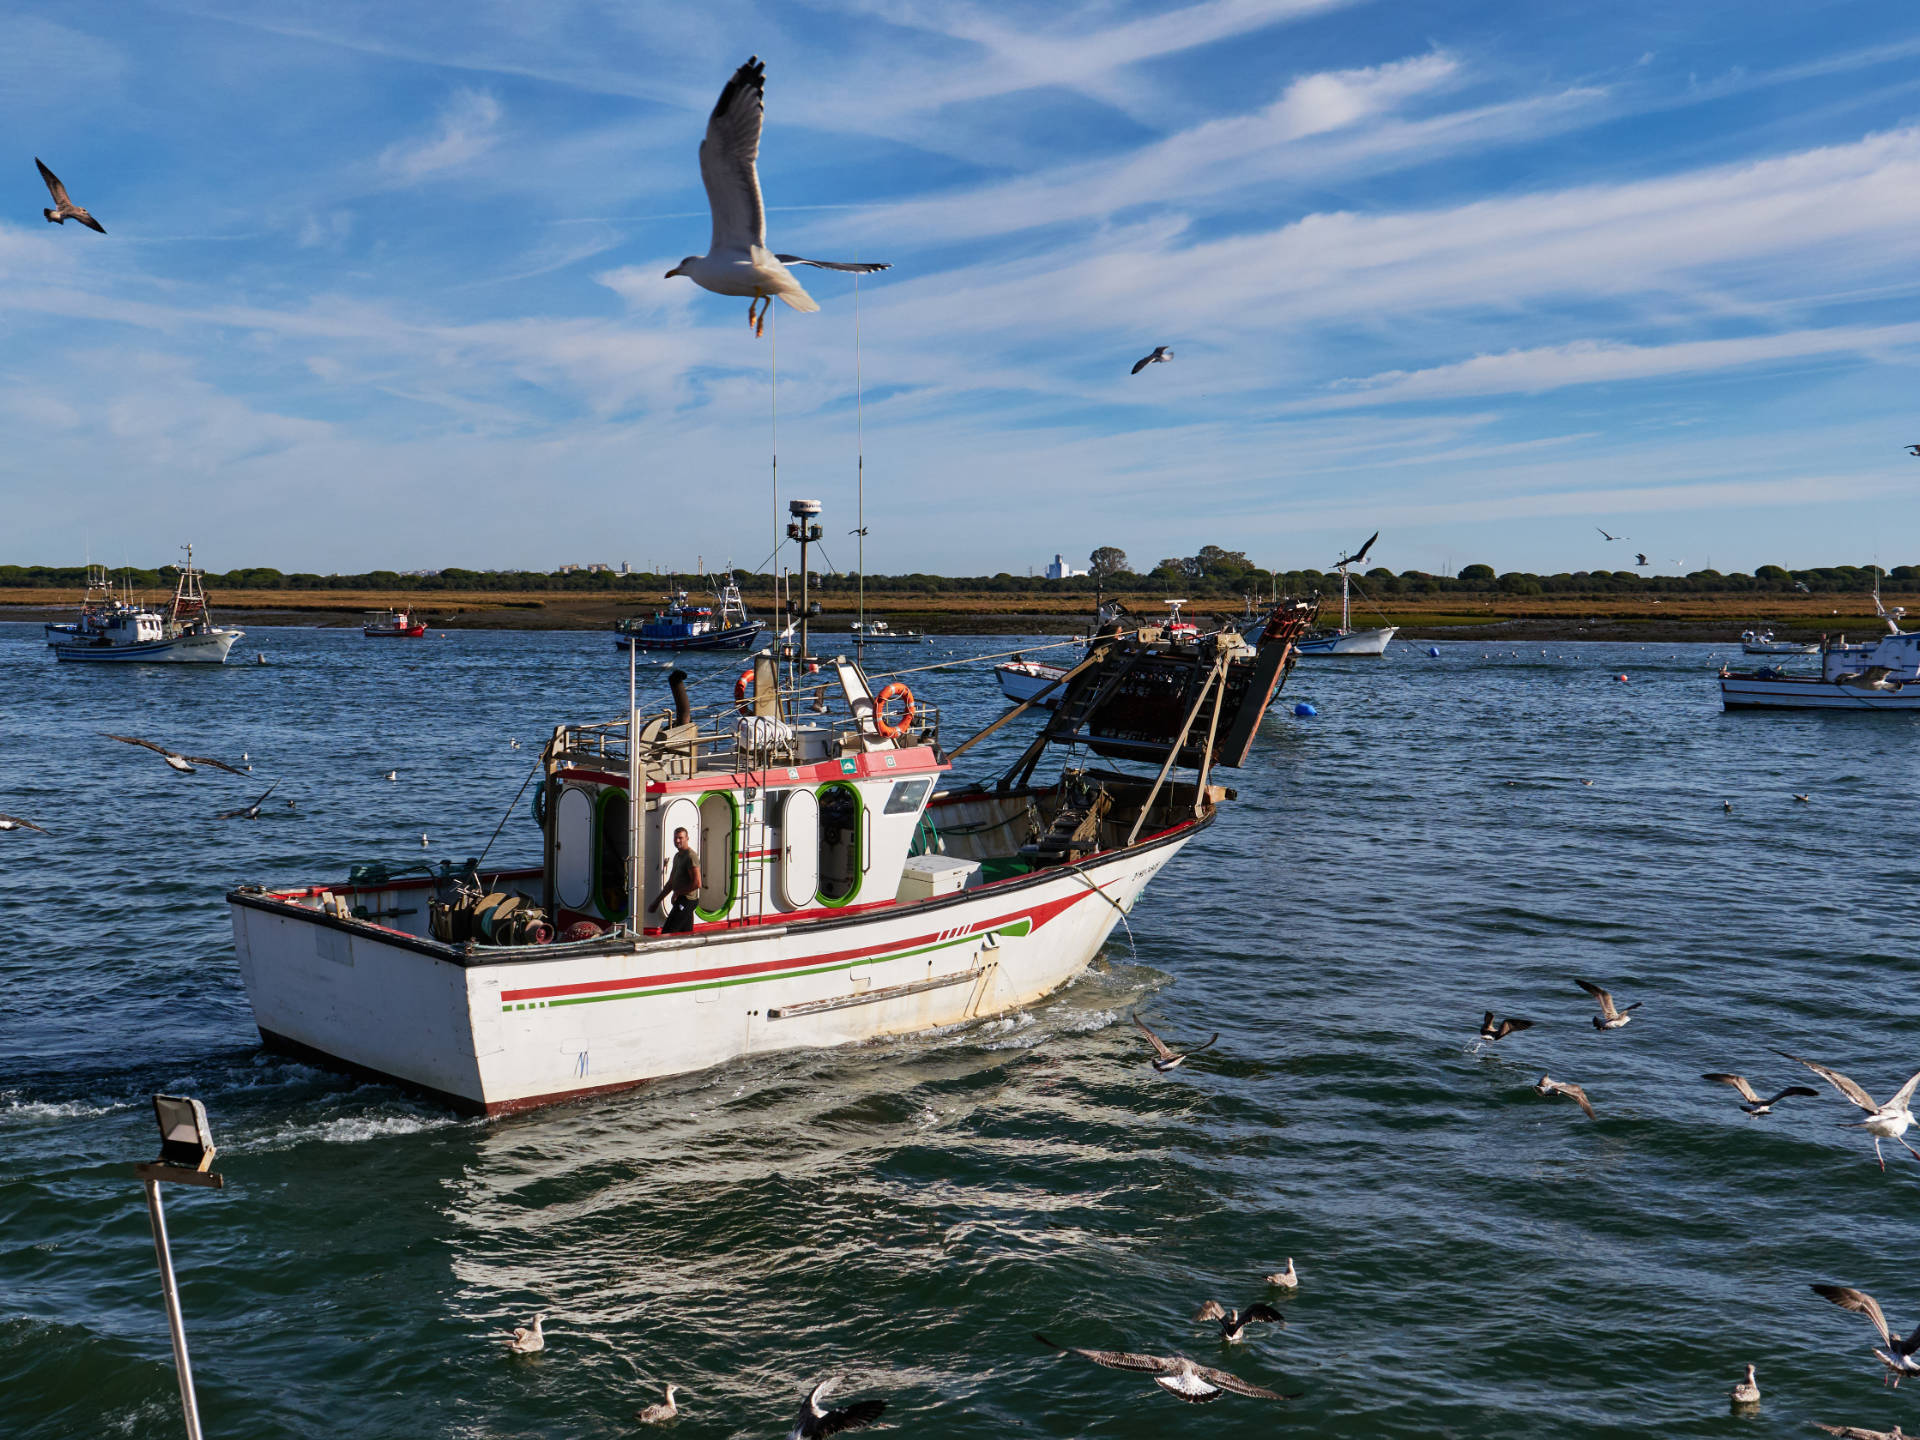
(3, 0), (1919, 579)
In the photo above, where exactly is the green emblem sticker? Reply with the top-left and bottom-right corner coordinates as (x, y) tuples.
(839, 757), (858, 774)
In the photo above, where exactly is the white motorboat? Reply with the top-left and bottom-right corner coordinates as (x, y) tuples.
(1739, 628), (1817, 655)
(996, 655), (1072, 707)
(850, 619), (927, 645)
(1721, 591), (1920, 710)
(50, 545), (243, 664)
(1245, 532), (1397, 656)
(225, 510), (1318, 1114)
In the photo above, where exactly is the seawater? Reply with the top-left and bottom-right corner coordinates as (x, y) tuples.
(2, 623), (1917, 1438)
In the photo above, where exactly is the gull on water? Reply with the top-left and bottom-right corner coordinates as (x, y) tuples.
(1193, 1300), (1284, 1344)
(1479, 1012), (1535, 1043)
(1729, 1362), (1760, 1408)
(36, 158), (105, 232)
(1132, 1013), (1217, 1071)
(1264, 1259), (1298, 1290)
(0, 813), (49, 834)
(386, 771), (398, 781)
(1035, 1333), (1298, 1404)
(1794, 793), (1812, 803)
(636, 1384), (683, 1424)
(1701, 1072), (1818, 1116)
(786, 1377), (885, 1439)
(1812, 1285), (1920, 1386)
(504, 1313), (545, 1354)
(1780, 1052), (1920, 1170)
(421, 833), (429, 848)
(1131, 346), (1173, 375)
(103, 733), (248, 776)
(665, 57), (889, 338)
(215, 782), (279, 821)
(1535, 1075), (1595, 1119)
(1575, 977), (1641, 1030)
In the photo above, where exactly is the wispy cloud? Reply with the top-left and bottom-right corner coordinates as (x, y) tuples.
(379, 88), (503, 183)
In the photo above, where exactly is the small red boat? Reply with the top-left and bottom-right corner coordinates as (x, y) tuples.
(363, 607), (428, 638)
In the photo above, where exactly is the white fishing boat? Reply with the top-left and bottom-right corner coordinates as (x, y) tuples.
(50, 545), (243, 664)
(44, 564), (133, 645)
(849, 619), (927, 645)
(225, 505), (1317, 1113)
(996, 654), (1072, 708)
(1721, 591), (1920, 710)
(1739, 628), (1817, 655)
(1244, 532), (1397, 656)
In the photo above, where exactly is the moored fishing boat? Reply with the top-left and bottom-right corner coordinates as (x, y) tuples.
(363, 607), (428, 637)
(615, 577), (764, 651)
(43, 564), (133, 645)
(50, 545), (243, 664)
(1721, 592), (1920, 710)
(1739, 627), (1817, 655)
(850, 619), (926, 645)
(226, 521), (1316, 1114)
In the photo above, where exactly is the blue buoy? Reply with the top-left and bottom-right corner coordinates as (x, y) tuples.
(1427, 646), (1440, 657)
(1293, 702), (1317, 717)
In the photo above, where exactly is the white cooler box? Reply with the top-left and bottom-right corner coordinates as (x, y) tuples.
(896, 854), (982, 903)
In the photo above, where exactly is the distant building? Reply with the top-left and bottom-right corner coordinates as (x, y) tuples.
(1046, 553), (1086, 579)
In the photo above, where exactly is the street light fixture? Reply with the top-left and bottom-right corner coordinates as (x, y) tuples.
(135, 1094), (225, 1440)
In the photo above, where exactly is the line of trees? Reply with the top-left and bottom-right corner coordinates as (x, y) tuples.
(1, 554), (1912, 600)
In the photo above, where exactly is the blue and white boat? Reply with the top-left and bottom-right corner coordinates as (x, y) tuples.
(50, 545), (243, 664)
(614, 578), (764, 652)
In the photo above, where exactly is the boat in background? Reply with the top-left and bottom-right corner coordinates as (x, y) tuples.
(997, 654), (1071, 707)
(1721, 588), (1920, 709)
(44, 564), (133, 646)
(50, 545), (243, 664)
(1740, 627), (1816, 655)
(1248, 531), (1398, 656)
(615, 577), (764, 651)
(850, 619), (927, 645)
(364, 607), (428, 638)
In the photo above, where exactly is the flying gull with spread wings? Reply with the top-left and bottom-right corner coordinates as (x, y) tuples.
(1035, 1334), (1297, 1404)
(1701, 1072), (1818, 1116)
(666, 57), (889, 337)
(1534, 1075), (1595, 1119)
(36, 159), (105, 232)
(215, 782), (279, 821)
(1811, 1285), (1920, 1386)
(0, 812), (49, 834)
(1779, 1052), (1920, 1170)
(1132, 1012), (1217, 1072)
(1335, 532), (1379, 569)
(103, 733), (248, 775)
(786, 1378), (886, 1439)
(1131, 345), (1173, 374)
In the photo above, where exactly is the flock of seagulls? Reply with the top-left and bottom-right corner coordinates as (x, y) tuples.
(1477, 974), (1919, 1423)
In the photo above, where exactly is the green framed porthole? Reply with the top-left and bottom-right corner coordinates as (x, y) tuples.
(593, 787), (629, 920)
(696, 789), (739, 921)
(815, 781), (863, 907)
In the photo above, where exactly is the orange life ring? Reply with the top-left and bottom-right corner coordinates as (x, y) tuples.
(874, 682), (915, 738)
(734, 669), (756, 713)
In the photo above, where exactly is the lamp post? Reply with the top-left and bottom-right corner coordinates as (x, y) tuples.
(135, 1094), (224, 1440)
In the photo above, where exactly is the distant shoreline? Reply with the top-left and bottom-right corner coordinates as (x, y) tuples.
(2, 592), (1873, 645)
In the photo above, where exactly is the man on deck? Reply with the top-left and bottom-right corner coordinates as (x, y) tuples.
(652, 826), (702, 933)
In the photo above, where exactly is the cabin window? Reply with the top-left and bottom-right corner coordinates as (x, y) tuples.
(594, 788), (629, 919)
(817, 782), (863, 906)
(696, 791), (738, 920)
(883, 778), (931, 814)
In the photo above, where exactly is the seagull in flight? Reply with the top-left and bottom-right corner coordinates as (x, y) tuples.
(1811, 1285), (1920, 1386)
(1193, 1300), (1285, 1344)
(36, 159), (105, 232)
(103, 733), (248, 775)
(1906, 445), (1920, 457)
(1131, 345), (1173, 375)
(214, 782), (279, 821)
(1479, 1011), (1534, 1043)
(1597, 527), (1624, 541)
(1132, 1013), (1217, 1071)
(1575, 977), (1641, 1030)
(1334, 532), (1380, 570)
(1779, 1052), (1920, 1170)
(0, 813), (48, 834)
(1702, 1072), (1819, 1116)
(1634, 553), (1649, 567)
(665, 57), (889, 338)
(786, 1378), (886, 1439)
(1035, 1334), (1298, 1404)
(1534, 1075), (1595, 1119)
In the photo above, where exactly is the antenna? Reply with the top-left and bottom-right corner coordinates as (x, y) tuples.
(769, 307), (779, 594)
(855, 262), (866, 662)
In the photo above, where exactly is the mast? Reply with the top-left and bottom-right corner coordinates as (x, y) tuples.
(788, 499), (822, 667)
(1342, 565), (1351, 632)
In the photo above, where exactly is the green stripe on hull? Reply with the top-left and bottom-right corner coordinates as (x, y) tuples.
(501, 918), (1034, 1012)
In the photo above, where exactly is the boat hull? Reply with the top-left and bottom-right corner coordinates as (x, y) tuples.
(1295, 626), (1397, 656)
(614, 622), (763, 651)
(996, 663), (1069, 707)
(1720, 674), (1920, 709)
(364, 626), (427, 638)
(52, 628), (242, 663)
(228, 826), (1194, 1113)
